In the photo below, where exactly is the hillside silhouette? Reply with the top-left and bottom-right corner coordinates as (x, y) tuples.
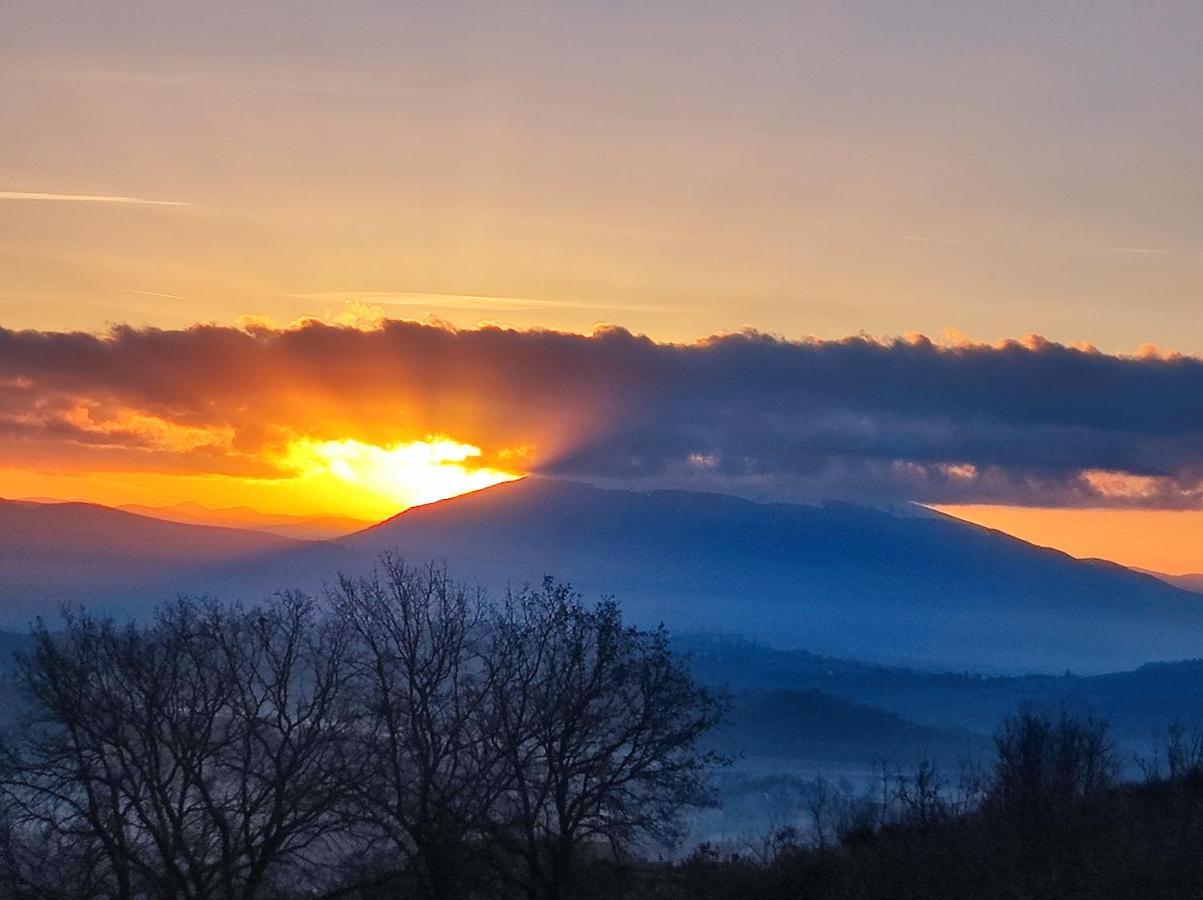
(346, 478), (1203, 672)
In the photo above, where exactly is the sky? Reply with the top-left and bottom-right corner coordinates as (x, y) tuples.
(3, 2), (1203, 570)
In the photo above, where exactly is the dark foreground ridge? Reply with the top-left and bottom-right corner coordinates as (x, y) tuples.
(620, 714), (1203, 900)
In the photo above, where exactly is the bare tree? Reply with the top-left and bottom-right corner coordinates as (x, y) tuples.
(1162, 721), (1203, 781)
(332, 558), (497, 899)
(0, 562), (728, 899)
(484, 579), (726, 900)
(803, 776), (836, 849)
(987, 708), (1118, 823)
(0, 594), (357, 899)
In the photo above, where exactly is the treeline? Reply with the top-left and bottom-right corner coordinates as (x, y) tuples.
(651, 712), (1203, 899)
(0, 559), (725, 900)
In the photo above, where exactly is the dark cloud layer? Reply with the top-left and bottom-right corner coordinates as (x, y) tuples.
(2, 320), (1203, 507)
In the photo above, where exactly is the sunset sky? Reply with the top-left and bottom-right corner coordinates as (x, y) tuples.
(4, 2), (1203, 571)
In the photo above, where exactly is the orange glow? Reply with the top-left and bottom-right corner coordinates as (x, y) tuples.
(278, 437), (521, 517)
(934, 505), (1203, 576)
(0, 436), (522, 524)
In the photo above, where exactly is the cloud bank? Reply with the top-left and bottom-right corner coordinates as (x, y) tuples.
(3, 319), (1203, 508)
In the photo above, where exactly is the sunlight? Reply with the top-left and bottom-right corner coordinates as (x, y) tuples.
(281, 436), (521, 515)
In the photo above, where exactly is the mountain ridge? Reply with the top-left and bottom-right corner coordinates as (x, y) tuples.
(344, 477), (1203, 673)
(0, 498), (358, 626)
(5, 479), (1203, 673)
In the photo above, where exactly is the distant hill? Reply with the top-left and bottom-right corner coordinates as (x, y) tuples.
(346, 477), (1203, 673)
(716, 688), (986, 767)
(117, 501), (371, 541)
(1142, 569), (1203, 595)
(679, 633), (1203, 747)
(0, 499), (358, 627)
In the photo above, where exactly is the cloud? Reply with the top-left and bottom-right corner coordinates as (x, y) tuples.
(0, 191), (188, 207)
(4, 319), (1203, 507)
(288, 291), (684, 313)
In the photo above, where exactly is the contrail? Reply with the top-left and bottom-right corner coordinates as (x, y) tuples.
(0, 190), (189, 207)
(131, 289), (189, 301)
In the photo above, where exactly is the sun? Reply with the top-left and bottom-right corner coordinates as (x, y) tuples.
(281, 436), (521, 519)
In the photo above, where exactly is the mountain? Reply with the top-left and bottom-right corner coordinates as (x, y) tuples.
(0, 499), (358, 627)
(346, 477), (1203, 673)
(1142, 570), (1203, 595)
(117, 501), (371, 540)
(8, 478), (1203, 673)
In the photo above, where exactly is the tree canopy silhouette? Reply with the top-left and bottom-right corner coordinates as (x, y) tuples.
(0, 559), (726, 899)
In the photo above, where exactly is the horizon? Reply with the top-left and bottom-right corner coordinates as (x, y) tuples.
(12, 471), (1203, 578)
